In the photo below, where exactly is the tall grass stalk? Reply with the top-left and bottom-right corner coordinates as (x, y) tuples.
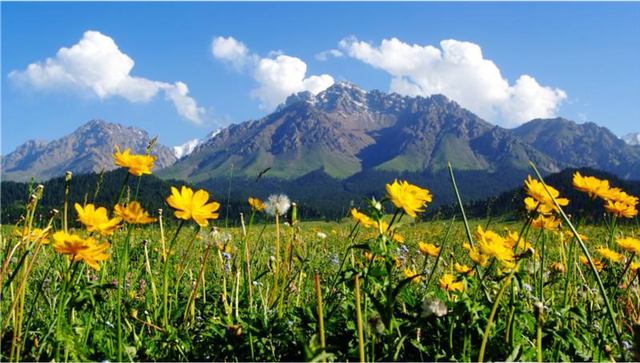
(142, 240), (159, 319)
(184, 243), (213, 322)
(64, 172), (72, 233)
(354, 274), (365, 363)
(117, 225), (134, 362)
(448, 163), (490, 301)
(163, 220), (186, 327)
(225, 164), (234, 228)
(315, 273), (326, 362)
(425, 217), (455, 290)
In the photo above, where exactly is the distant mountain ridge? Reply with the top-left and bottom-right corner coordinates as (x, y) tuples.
(158, 82), (561, 181)
(1, 120), (177, 182)
(511, 118), (640, 179)
(4, 82), (640, 183)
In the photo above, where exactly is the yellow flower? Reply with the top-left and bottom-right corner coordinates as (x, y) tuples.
(454, 263), (475, 276)
(596, 247), (625, 263)
(524, 175), (569, 212)
(616, 237), (640, 256)
(524, 197), (554, 215)
(393, 234), (405, 243)
(630, 262), (640, 272)
(604, 200), (638, 218)
(403, 268), (422, 283)
(572, 172), (611, 200)
(13, 227), (50, 244)
(75, 203), (122, 235)
(248, 197), (265, 212)
(469, 248), (489, 267)
(565, 231), (588, 242)
(604, 188), (639, 206)
(476, 226), (515, 268)
(112, 145), (157, 176)
(351, 208), (376, 228)
(531, 215), (561, 231)
(580, 255), (604, 271)
(418, 242), (440, 257)
(52, 231), (110, 271)
(439, 274), (464, 292)
(394, 256), (402, 267)
(166, 186), (221, 227)
(503, 230), (530, 251)
(385, 180), (433, 218)
(114, 201), (157, 224)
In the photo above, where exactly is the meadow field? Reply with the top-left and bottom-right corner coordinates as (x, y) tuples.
(1, 148), (639, 362)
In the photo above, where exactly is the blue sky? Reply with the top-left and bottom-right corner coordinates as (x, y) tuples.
(2, 2), (639, 155)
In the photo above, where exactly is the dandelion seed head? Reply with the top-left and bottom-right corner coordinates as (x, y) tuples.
(420, 297), (448, 318)
(264, 194), (291, 216)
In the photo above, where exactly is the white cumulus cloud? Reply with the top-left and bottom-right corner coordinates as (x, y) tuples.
(163, 81), (206, 125)
(9, 30), (205, 124)
(211, 36), (253, 70)
(339, 37), (567, 127)
(315, 49), (344, 62)
(212, 36), (334, 110)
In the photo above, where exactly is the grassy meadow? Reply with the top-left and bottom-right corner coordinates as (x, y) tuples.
(1, 149), (640, 362)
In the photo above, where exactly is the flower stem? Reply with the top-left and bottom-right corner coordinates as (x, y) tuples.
(116, 172), (130, 206)
(539, 231), (546, 303)
(608, 215), (618, 249)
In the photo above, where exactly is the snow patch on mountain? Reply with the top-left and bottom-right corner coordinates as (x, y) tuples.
(622, 132), (640, 146)
(172, 128), (223, 159)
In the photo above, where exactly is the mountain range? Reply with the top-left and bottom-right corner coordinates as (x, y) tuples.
(2, 82), (639, 183)
(158, 82), (640, 181)
(1, 120), (177, 182)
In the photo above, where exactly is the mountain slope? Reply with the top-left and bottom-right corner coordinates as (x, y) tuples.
(510, 118), (640, 179)
(2, 119), (177, 182)
(159, 82), (558, 181)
